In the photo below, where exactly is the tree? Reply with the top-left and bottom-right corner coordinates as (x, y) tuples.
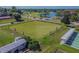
(14, 13), (23, 22)
(2, 8), (8, 16)
(11, 6), (17, 12)
(56, 11), (62, 16)
(0, 7), (3, 12)
(28, 41), (41, 51)
(3, 8), (7, 12)
(61, 14), (71, 24)
(17, 9), (23, 14)
(70, 14), (78, 22)
(61, 11), (71, 24)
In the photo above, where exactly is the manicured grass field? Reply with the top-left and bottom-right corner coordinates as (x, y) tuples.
(9, 21), (70, 52)
(0, 21), (71, 52)
(0, 28), (14, 47)
(9, 21), (61, 40)
(0, 19), (15, 24)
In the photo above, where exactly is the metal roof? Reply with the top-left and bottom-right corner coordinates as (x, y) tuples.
(61, 28), (75, 40)
(60, 28), (75, 44)
(0, 39), (26, 53)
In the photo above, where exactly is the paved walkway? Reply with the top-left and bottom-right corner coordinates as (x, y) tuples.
(0, 21), (22, 27)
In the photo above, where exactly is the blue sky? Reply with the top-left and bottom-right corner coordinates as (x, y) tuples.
(1, 6), (79, 9)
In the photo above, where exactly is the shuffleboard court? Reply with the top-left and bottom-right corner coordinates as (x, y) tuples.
(71, 33), (79, 49)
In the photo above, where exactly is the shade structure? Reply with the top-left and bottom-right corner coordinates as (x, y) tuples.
(66, 32), (77, 45)
(60, 28), (75, 44)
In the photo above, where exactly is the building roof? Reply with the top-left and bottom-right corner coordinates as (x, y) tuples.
(60, 28), (75, 44)
(0, 16), (11, 20)
(0, 39), (26, 53)
(61, 28), (75, 40)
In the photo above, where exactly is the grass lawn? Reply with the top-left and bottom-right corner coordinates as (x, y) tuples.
(0, 20), (75, 53)
(59, 45), (79, 53)
(0, 18), (32, 24)
(40, 25), (68, 52)
(9, 21), (61, 40)
(0, 19), (15, 24)
(0, 28), (14, 47)
(9, 21), (70, 52)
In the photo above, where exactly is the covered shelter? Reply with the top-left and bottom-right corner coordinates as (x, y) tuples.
(60, 28), (75, 44)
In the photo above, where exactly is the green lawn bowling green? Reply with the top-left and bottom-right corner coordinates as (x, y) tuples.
(0, 28), (14, 47)
(9, 21), (61, 40)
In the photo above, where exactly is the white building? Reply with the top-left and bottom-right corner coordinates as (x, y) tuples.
(0, 38), (26, 53)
